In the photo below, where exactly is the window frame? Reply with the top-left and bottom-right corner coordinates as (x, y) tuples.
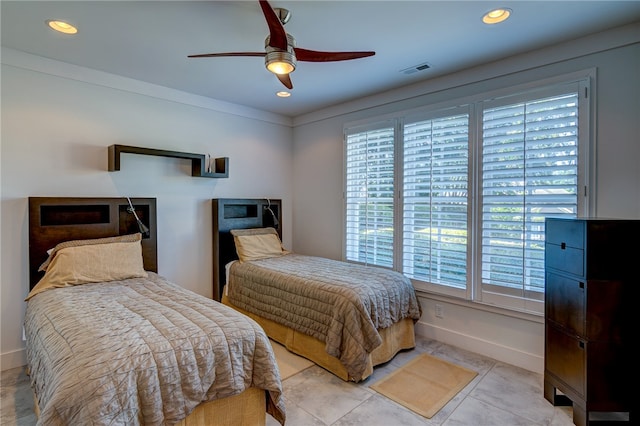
(399, 104), (474, 300)
(343, 70), (595, 315)
(343, 119), (398, 267)
(474, 78), (592, 313)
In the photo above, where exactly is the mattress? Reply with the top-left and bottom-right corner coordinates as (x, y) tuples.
(225, 253), (422, 381)
(24, 272), (286, 425)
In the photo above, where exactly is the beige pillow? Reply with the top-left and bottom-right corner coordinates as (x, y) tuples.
(38, 233), (143, 271)
(230, 227), (288, 262)
(26, 239), (148, 301)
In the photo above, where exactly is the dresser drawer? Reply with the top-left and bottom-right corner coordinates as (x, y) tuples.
(545, 243), (584, 276)
(545, 325), (585, 398)
(545, 273), (584, 335)
(545, 219), (584, 249)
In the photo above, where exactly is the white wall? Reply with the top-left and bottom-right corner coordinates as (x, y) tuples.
(2, 23), (638, 374)
(291, 23), (640, 374)
(1, 49), (294, 370)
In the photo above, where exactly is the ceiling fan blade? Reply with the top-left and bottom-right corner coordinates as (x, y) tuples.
(188, 52), (266, 58)
(277, 73), (293, 89)
(259, 0), (288, 50)
(294, 48), (375, 62)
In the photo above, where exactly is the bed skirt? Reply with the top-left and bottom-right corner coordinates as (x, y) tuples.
(222, 294), (416, 382)
(175, 387), (267, 426)
(33, 386), (268, 426)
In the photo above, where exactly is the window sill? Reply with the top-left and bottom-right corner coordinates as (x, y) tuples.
(414, 289), (544, 324)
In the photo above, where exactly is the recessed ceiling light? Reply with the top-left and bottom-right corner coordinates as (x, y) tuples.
(276, 91), (291, 98)
(482, 8), (511, 25)
(46, 20), (78, 34)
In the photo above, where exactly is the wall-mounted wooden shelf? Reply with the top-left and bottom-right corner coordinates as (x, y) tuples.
(108, 144), (228, 178)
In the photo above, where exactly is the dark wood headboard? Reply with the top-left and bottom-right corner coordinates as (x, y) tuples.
(212, 198), (282, 301)
(28, 197), (158, 289)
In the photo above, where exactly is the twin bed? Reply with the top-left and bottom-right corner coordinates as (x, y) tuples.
(24, 196), (422, 425)
(213, 198), (422, 382)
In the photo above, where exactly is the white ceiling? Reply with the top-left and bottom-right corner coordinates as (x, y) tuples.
(2, 1), (640, 118)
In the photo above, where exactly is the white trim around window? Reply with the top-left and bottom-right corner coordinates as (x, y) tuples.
(343, 69), (595, 315)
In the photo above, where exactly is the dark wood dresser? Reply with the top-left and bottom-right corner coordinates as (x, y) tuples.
(544, 218), (638, 426)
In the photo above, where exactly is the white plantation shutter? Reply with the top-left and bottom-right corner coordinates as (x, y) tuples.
(481, 91), (579, 300)
(344, 75), (589, 313)
(403, 112), (470, 288)
(345, 122), (395, 267)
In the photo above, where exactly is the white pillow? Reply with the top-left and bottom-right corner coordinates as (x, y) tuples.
(38, 233), (143, 271)
(26, 238), (147, 300)
(230, 227), (288, 262)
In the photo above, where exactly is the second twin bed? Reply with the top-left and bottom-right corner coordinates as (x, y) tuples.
(213, 198), (422, 382)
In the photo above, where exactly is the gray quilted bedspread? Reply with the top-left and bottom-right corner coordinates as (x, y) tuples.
(227, 254), (422, 381)
(24, 272), (285, 425)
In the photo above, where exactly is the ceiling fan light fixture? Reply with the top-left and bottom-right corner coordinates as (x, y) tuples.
(482, 8), (511, 24)
(276, 91), (291, 98)
(265, 52), (296, 75)
(265, 33), (297, 75)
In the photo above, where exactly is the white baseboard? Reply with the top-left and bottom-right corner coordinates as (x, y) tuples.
(415, 320), (544, 374)
(1, 348), (26, 372)
(3, 323), (544, 374)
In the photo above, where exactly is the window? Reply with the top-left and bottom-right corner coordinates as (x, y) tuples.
(344, 76), (590, 314)
(479, 91), (581, 310)
(402, 111), (470, 290)
(345, 122), (395, 267)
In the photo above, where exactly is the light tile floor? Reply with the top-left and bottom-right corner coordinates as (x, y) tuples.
(2, 335), (577, 425)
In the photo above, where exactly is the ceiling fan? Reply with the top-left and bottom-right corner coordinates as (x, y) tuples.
(188, 0), (375, 90)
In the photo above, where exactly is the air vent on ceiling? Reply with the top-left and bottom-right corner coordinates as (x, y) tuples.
(401, 62), (431, 75)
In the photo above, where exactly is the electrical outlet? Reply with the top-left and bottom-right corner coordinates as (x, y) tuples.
(435, 303), (444, 319)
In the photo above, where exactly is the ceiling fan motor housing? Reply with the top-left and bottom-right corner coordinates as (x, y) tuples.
(265, 34), (297, 74)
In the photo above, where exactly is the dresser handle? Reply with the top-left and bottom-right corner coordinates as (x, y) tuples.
(579, 341), (585, 349)
(560, 242), (566, 249)
(579, 282), (584, 289)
